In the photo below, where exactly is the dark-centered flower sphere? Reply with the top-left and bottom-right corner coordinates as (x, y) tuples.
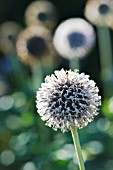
(36, 69), (101, 132)
(16, 26), (55, 65)
(53, 18), (95, 59)
(25, 0), (57, 30)
(85, 0), (113, 27)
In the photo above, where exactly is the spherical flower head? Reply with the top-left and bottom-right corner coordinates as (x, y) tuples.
(36, 69), (101, 133)
(85, 0), (113, 27)
(25, 0), (58, 30)
(16, 26), (55, 65)
(0, 21), (21, 54)
(53, 18), (95, 59)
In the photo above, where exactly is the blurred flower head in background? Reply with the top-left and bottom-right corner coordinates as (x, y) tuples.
(85, 0), (113, 28)
(16, 26), (55, 66)
(0, 21), (22, 54)
(25, 0), (58, 30)
(53, 18), (95, 59)
(36, 69), (101, 132)
(0, 79), (8, 96)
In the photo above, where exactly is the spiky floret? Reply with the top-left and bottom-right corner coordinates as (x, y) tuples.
(36, 69), (101, 133)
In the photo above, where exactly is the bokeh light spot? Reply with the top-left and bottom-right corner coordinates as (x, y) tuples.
(51, 144), (75, 160)
(21, 112), (35, 127)
(6, 115), (22, 130)
(83, 141), (104, 155)
(0, 150), (15, 166)
(97, 118), (110, 132)
(12, 92), (27, 108)
(22, 162), (36, 170)
(108, 97), (113, 112)
(105, 159), (113, 170)
(0, 95), (14, 111)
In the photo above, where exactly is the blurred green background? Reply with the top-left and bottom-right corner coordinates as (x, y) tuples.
(0, 0), (113, 170)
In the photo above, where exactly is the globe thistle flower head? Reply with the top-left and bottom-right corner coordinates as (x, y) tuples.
(25, 0), (58, 30)
(85, 0), (113, 27)
(53, 18), (96, 59)
(36, 69), (101, 133)
(0, 21), (21, 54)
(16, 26), (55, 65)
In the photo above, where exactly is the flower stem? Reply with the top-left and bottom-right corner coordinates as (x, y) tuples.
(97, 26), (113, 98)
(71, 126), (85, 170)
(31, 63), (43, 90)
(70, 58), (79, 70)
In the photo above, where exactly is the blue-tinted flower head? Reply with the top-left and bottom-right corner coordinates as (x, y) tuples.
(36, 69), (101, 133)
(53, 18), (95, 59)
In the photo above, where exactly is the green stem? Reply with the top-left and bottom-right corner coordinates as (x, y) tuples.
(69, 58), (79, 70)
(8, 53), (25, 88)
(31, 63), (43, 90)
(97, 27), (113, 98)
(71, 126), (85, 170)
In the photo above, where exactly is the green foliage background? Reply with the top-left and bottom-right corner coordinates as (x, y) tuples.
(0, 0), (113, 170)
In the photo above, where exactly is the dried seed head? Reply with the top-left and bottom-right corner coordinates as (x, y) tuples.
(36, 69), (101, 133)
